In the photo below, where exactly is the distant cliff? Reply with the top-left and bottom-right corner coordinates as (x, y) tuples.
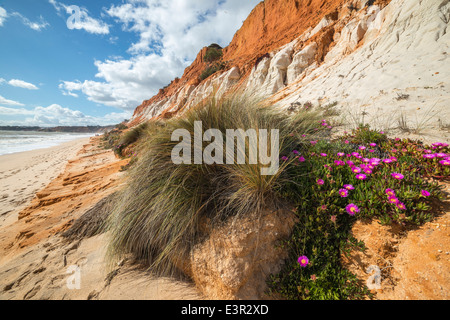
(0, 126), (116, 133)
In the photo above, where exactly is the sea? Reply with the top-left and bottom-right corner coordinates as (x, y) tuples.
(0, 130), (95, 156)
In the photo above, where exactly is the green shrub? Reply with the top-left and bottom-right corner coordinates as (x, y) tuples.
(204, 47), (223, 63)
(115, 121), (149, 157)
(105, 95), (329, 275)
(199, 62), (226, 81)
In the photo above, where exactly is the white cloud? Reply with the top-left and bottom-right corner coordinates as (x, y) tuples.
(49, 0), (109, 34)
(10, 12), (49, 31)
(0, 7), (7, 27)
(0, 95), (25, 106)
(8, 79), (39, 90)
(61, 0), (259, 111)
(0, 104), (130, 126)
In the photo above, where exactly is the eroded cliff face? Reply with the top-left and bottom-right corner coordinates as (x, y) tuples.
(130, 0), (449, 138)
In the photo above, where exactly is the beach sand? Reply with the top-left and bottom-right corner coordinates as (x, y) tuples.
(0, 138), (91, 227)
(0, 137), (201, 300)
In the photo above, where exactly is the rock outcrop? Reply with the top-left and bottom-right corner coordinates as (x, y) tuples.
(190, 209), (298, 300)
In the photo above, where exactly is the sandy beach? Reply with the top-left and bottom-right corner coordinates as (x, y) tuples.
(0, 137), (201, 300)
(0, 138), (91, 227)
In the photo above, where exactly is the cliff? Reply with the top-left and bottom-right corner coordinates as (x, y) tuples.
(129, 0), (449, 141)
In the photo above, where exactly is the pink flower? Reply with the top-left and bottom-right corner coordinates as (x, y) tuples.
(339, 188), (349, 198)
(334, 160), (345, 166)
(369, 149), (375, 153)
(292, 150), (299, 154)
(298, 255), (309, 267)
(439, 160), (450, 166)
(390, 156), (397, 162)
(317, 179), (325, 185)
(343, 184), (355, 190)
(347, 160), (354, 167)
(281, 156), (288, 161)
(388, 196), (399, 204)
(320, 153), (328, 157)
(298, 156), (306, 162)
(436, 153), (447, 158)
(310, 141), (318, 145)
(391, 172), (404, 180)
(330, 215), (337, 223)
(352, 167), (362, 174)
(385, 188), (396, 197)
(359, 146), (366, 150)
(352, 152), (360, 157)
(356, 174), (367, 180)
(421, 190), (430, 197)
(396, 202), (406, 210)
(346, 203), (360, 216)
(363, 168), (372, 174)
(423, 154), (435, 159)
(344, 140), (350, 144)
(337, 152), (345, 157)
(369, 143), (377, 147)
(383, 159), (392, 163)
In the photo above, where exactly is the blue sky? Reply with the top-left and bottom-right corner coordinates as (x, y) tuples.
(0, 0), (259, 126)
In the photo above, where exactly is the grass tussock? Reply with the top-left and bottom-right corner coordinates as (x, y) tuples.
(105, 95), (329, 275)
(63, 193), (117, 241)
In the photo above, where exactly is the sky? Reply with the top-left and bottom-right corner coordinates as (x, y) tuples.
(0, 0), (260, 127)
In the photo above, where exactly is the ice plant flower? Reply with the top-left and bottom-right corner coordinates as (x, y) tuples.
(385, 188), (396, 197)
(298, 156), (306, 162)
(391, 172), (404, 180)
(383, 159), (392, 163)
(397, 202), (406, 210)
(436, 153), (447, 158)
(369, 143), (377, 147)
(421, 190), (430, 197)
(356, 174), (367, 180)
(292, 150), (299, 155)
(359, 146), (366, 150)
(423, 154), (436, 159)
(339, 188), (349, 197)
(352, 167), (362, 173)
(334, 160), (345, 166)
(388, 196), (399, 204)
(439, 159), (450, 165)
(343, 184), (355, 190)
(281, 156), (288, 161)
(390, 156), (398, 162)
(320, 153), (328, 157)
(352, 152), (360, 157)
(310, 141), (318, 145)
(337, 152), (345, 157)
(346, 203), (360, 216)
(317, 179), (325, 185)
(347, 160), (355, 167)
(298, 255), (309, 267)
(363, 168), (372, 174)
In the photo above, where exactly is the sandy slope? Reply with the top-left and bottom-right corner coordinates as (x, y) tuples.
(0, 137), (201, 300)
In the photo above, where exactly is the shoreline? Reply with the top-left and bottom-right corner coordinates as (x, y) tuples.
(0, 137), (92, 226)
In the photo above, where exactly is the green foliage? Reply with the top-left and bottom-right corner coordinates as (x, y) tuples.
(114, 122), (149, 157)
(199, 62), (226, 81)
(268, 126), (447, 299)
(204, 47), (223, 63)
